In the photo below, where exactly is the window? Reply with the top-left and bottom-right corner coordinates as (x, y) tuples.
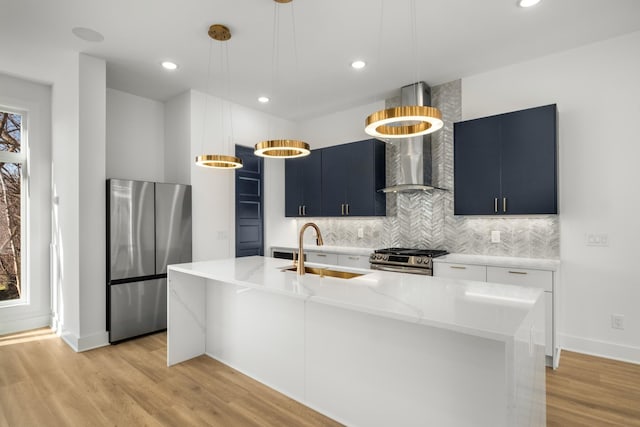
(0, 109), (25, 304)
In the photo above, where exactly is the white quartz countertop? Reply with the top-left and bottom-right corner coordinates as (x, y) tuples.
(434, 253), (560, 271)
(169, 256), (543, 342)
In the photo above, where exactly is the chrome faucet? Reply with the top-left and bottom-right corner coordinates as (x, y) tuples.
(297, 222), (324, 275)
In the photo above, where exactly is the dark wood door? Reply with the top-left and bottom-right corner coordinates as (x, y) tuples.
(454, 116), (502, 215)
(235, 145), (263, 257)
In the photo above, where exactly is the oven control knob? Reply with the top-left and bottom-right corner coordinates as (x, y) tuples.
(416, 258), (423, 264)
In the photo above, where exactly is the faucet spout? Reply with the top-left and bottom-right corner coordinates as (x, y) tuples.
(297, 222), (324, 275)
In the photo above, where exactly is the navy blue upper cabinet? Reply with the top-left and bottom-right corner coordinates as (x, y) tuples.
(321, 139), (386, 217)
(454, 104), (557, 215)
(285, 150), (322, 217)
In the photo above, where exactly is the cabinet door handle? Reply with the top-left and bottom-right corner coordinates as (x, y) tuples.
(303, 205), (307, 216)
(341, 204), (345, 215)
(298, 206), (302, 216)
(316, 253), (327, 257)
(508, 270), (528, 275)
(450, 266), (467, 270)
(494, 198), (498, 213)
(348, 256), (358, 260)
(346, 204), (350, 215)
(503, 197), (507, 213)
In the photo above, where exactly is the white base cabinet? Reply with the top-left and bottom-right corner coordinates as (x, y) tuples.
(433, 262), (486, 281)
(435, 260), (558, 368)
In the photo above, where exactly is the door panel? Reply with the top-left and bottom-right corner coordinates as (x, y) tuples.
(155, 183), (192, 274)
(321, 145), (348, 216)
(345, 140), (375, 216)
(109, 279), (167, 342)
(501, 105), (557, 214)
(454, 117), (502, 215)
(109, 179), (155, 280)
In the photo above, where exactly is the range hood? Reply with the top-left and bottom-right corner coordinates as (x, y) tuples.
(380, 82), (446, 193)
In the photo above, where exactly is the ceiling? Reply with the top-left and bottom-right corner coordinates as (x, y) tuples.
(2, 0), (640, 120)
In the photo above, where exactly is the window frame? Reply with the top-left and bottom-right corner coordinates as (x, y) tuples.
(0, 106), (28, 308)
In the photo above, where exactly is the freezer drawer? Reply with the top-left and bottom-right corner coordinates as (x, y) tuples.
(108, 179), (155, 280)
(109, 279), (167, 342)
(155, 183), (192, 274)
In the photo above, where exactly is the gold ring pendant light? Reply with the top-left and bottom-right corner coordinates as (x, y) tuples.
(195, 24), (243, 169)
(254, 0), (310, 159)
(364, 0), (443, 139)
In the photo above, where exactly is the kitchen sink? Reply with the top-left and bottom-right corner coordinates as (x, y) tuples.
(281, 265), (364, 279)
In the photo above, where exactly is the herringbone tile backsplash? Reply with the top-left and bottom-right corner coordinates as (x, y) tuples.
(298, 80), (559, 259)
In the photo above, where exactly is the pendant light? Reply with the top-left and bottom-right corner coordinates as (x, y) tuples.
(254, 0), (310, 159)
(195, 24), (243, 169)
(364, 0), (443, 139)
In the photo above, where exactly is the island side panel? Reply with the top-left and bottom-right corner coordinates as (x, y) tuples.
(512, 293), (546, 426)
(167, 269), (206, 366)
(206, 281), (306, 401)
(305, 301), (509, 427)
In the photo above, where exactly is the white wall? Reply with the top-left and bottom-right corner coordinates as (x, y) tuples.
(0, 74), (52, 335)
(298, 100), (384, 149)
(106, 88), (165, 182)
(77, 55), (108, 350)
(164, 91), (191, 185)
(186, 90), (296, 261)
(461, 31), (640, 363)
(0, 43), (112, 351)
(0, 41), (81, 344)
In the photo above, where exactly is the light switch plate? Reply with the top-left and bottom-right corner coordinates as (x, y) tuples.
(357, 228), (364, 238)
(586, 233), (609, 247)
(491, 230), (501, 243)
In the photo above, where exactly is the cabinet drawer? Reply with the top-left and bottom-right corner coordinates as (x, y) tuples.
(307, 252), (338, 265)
(337, 254), (370, 269)
(486, 266), (552, 292)
(433, 263), (486, 281)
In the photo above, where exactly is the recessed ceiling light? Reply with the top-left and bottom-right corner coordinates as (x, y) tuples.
(351, 60), (366, 70)
(518, 0), (541, 7)
(258, 96), (270, 103)
(71, 27), (104, 42)
(161, 61), (178, 71)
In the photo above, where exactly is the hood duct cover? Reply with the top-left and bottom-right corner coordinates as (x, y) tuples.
(380, 82), (446, 193)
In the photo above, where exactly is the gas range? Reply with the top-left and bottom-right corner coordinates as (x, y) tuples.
(369, 247), (448, 275)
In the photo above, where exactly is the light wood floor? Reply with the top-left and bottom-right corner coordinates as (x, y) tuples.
(1, 329), (639, 426)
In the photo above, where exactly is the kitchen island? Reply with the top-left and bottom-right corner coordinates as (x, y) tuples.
(168, 256), (545, 427)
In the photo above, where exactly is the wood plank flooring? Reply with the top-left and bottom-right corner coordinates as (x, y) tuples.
(1, 329), (639, 426)
(547, 350), (640, 426)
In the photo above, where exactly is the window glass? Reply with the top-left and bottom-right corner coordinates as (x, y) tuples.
(0, 108), (22, 302)
(0, 112), (21, 153)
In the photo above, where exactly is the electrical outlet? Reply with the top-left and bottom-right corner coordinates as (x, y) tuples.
(357, 228), (364, 238)
(217, 230), (228, 240)
(611, 314), (625, 330)
(491, 230), (501, 243)
(586, 233), (609, 247)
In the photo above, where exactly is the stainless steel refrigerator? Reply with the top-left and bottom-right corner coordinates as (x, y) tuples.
(106, 179), (192, 343)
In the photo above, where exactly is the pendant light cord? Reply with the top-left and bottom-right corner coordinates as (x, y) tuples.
(201, 38), (214, 155)
(410, 0), (418, 86)
(269, 2), (279, 140)
(290, 1), (301, 118)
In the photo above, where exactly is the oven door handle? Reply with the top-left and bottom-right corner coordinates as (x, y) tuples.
(370, 264), (430, 275)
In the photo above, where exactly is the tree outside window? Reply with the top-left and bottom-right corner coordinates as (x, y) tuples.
(0, 111), (22, 302)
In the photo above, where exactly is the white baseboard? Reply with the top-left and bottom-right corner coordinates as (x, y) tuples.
(559, 333), (640, 365)
(0, 313), (50, 336)
(60, 329), (109, 352)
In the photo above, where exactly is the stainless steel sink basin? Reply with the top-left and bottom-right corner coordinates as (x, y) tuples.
(281, 266), (364, 279)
